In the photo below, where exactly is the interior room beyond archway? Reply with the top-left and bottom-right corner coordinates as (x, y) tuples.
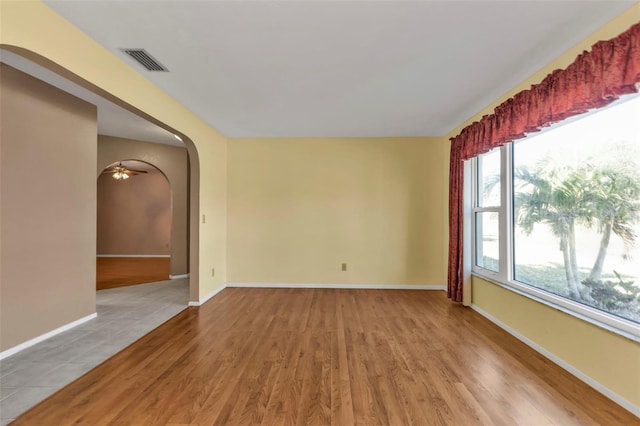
(97, 159), (172, 289)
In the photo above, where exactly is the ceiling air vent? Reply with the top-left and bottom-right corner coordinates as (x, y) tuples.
(120, 48), (169, 72)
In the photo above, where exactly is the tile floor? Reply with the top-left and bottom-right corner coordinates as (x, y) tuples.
(0, 279), (189, 425)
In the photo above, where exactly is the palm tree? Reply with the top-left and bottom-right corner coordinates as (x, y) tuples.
(514, 164), (593, 300)
(584, 165), (640, 281)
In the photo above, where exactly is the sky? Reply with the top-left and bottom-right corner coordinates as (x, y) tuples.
(515, 93), (640, 169)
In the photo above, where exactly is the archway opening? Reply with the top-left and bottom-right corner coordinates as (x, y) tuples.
(0, 46), (201, 304)
(96, 159), (172, 289)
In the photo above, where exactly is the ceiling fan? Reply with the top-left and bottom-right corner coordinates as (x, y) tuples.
(102, 162), (148, 180)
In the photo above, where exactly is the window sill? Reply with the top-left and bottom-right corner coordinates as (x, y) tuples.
(471, 270), (640, 343)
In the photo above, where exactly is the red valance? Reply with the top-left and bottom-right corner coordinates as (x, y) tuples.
(450, 22), (640, 161)
(448, 22), (640, 302)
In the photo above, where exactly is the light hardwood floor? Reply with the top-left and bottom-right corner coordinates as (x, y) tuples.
(13, 288), (637, 425)
(96, 257), (170, 290)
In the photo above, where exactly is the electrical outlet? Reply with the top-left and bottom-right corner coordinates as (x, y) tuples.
(211, 267), (215, 277)
(202, 214), (206, 224)
(341, 263), (347, 271)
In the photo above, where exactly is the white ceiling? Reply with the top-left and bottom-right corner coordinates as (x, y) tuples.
(0, 49), (184, 147)
(43, 0), (636, 138)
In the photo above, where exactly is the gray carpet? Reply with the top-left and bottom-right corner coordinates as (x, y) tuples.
(0, 279), (188, 425)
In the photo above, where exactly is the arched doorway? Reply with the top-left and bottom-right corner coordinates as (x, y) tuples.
(0, 46), (201, 303)
(96, 159), (173, 289)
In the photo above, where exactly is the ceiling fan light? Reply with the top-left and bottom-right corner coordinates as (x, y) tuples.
(112, 171), (129, 180)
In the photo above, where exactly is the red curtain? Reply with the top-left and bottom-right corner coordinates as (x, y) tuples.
(447, 23), (640, 302)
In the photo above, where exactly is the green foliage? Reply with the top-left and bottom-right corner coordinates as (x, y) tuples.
(514, 163), (594, 237)
(479, 257), (640, 322)
(482, 148), (640, 321)
(512, 159), (640, 301)
(513, 162), (594, 299)
(585, 165), (640, 255)
(514, 161), (640, 242)
(582, 272), (640, 315)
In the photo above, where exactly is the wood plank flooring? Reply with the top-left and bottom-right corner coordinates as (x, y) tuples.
(13, 288), (637, 425)
(96, 257), (170, 290)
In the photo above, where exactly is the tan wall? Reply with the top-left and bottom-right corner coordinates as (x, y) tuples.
(0, 64), (97, 351)
(97, 170), (171, 256)
(453, 5), (640, 410)
(1, 0), (228, 304)
(97, 136), (188, 276)
(227, 137), (449, 285)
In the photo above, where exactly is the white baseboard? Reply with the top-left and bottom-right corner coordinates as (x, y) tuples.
(169, 273), (190, 280)
(225, 283), (446, 290)
(188, 284), (227, 307)
(0, 312), (97, 360)
(187, 283), (442, 308)
(470, 304), (640, 418)
(96, 254), (170, 258)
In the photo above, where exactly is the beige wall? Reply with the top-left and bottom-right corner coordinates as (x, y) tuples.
(0, 64), (97, 351)
(452, 5), (640, 410)
(97, 170), (171, 256)
(228, 137), (449, 285)
(98, 136), (188, 276)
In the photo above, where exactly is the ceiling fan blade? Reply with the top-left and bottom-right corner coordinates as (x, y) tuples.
(127, 169), (148, 174)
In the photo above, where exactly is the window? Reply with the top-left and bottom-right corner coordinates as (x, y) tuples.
(474, 149), (501, 273)
(471, 95), (640, 338)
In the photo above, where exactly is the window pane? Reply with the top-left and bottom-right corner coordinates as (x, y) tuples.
(475, 212), (499, 272)
(477, 149), (501, 207)
(513, 95), (640, 324)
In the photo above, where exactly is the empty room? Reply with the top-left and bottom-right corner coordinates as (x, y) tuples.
(1, 1), (639, 425)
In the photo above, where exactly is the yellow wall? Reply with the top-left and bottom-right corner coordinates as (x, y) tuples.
(228, 137), (448, 285)
(454, 4), (640, 411)
(0, 0), (227, 302)
(473, 277), (640, 408)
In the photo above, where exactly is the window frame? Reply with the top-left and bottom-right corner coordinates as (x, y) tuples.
(471, 148), (503, 278)
(469, 142), (640, 342)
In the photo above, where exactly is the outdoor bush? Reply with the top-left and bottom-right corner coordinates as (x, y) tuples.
(582, 271), (640, 318)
